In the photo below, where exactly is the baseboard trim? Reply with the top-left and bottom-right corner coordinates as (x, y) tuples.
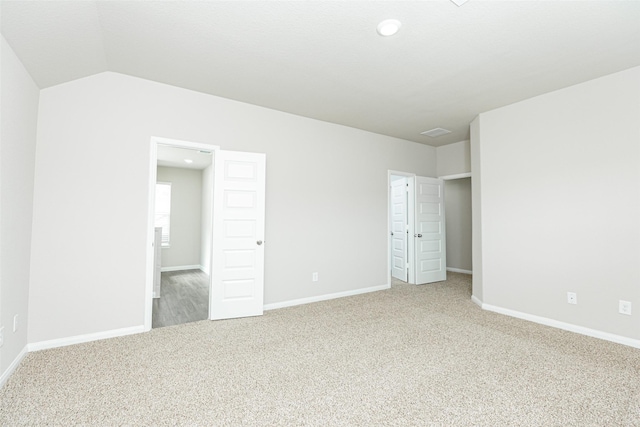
(161, 265), (201, 272)
(471, 295), (483, 307)
(264, 284), (391, 311)
(481, 302), (640, 349)
(447, 267), (472, 275)
(0, 345), (28, 389)
(28, 325), (146, 352)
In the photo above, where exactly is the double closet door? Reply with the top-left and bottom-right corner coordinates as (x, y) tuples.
(390, 176), (446, 285)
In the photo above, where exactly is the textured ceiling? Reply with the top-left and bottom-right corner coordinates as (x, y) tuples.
(2, 1), (639, 147)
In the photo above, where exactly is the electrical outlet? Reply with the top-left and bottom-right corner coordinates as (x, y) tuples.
(13, 314), (18, 332)
(0, 326), (4, 348)
(312, 272), (319, 282)
(619, 300), (632, 316)
(567, 292), (577, 305)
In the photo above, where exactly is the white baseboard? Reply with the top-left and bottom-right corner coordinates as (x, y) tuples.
(471, 294), (483, 307)
(264, 284), (391, 311)
(447, 267), (472, 275)
(161, 265), (201, 272)
(0, 345), (28, 389)
(28, 325), (146, 352)
(479, 302), (640, 349)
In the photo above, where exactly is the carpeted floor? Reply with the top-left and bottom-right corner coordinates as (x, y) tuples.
(1, 273), (639, 426)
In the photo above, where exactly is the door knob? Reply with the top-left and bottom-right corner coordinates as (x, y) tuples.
(415, 234), (422, 238)
(257, 240), (263, 245)
(390, 231), (394, 236)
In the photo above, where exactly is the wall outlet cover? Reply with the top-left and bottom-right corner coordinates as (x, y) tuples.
(619, 300), (632, 316)
(567, 292), (577, 305)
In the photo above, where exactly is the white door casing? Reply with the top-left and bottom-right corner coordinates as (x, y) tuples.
(390, 178), (408, 281)
(413, 176), (446, 284)
(153, 227), (162, 298)
(210, 150), (266, 320)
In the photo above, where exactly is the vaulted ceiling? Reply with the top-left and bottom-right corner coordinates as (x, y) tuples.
(2, 1), (639, 147)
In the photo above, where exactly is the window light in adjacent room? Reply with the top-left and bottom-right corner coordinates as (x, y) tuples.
(155, 182), (172, 247)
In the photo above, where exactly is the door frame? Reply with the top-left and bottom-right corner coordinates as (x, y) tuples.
(387, 170), (416, 284)
(144, 136), (220, 331)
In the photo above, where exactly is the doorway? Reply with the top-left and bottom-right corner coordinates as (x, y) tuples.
(441, 173), (472, 275)
(388, 171), (447, 285)
(145, 138), (268, 331)
(145, 137), (219, 331)
(151, 144), (214, 328)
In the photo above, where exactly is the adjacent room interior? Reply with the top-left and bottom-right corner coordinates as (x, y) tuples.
(152, 145), (214, 328)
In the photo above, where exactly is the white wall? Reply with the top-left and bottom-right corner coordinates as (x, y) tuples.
(437, 140), (470, 177)
(444, 178), (472, 272)
(470, 117), (483, 302)
(28, 72), (436, 344)
(156, 167), (202, 269)
(472, 66), (640, 341)
(0, 36), (39, 380)
(200, 164), (213, 275)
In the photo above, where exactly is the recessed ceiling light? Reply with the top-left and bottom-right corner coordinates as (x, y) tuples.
(420, 128), (452, 138)
(377, 19), (401, 37)
(184, 159), (193, 164)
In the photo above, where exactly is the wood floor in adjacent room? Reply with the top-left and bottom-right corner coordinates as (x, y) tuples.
(152, 269), (209, 329)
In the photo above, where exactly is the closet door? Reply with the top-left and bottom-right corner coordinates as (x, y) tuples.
(413, 177), (446, 284)
(390, 178), (408, 282)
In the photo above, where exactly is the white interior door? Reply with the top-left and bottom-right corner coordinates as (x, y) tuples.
(413, 176), (446, 284)
(210, 150), (266, 320)
(390, 178), (408, 281)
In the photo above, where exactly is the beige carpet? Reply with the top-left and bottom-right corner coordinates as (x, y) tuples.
(1, 273), (639, 426)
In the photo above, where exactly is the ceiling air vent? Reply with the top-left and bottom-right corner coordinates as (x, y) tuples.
(420, 128), (451, 138)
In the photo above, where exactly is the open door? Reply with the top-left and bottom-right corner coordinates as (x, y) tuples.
(210, 150), (266, 320)
(390, 178), (408, 281)
(413, 176), (446, 284)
